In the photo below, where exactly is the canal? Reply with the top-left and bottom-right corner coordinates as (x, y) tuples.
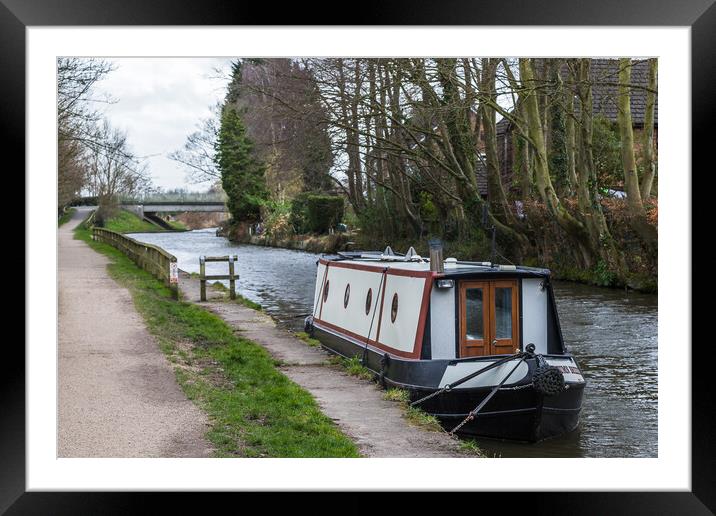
(131, 228), (658, 458)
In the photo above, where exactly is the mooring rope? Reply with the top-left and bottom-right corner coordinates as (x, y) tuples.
(449, 357), (527, 435)
(410, 351), (528, 408)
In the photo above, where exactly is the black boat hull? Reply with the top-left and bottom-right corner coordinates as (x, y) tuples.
(313, 322), (585, 443)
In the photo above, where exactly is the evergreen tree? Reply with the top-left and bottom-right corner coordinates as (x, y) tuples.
(215, 105), (268, 222)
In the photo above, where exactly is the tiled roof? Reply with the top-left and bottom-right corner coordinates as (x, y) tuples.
(495, 58), (658, 132)
(475, 156), (488, 196)
(587, 58), (658, 126)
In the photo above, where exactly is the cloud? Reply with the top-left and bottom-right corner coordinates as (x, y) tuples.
(93, 57), (233, 191)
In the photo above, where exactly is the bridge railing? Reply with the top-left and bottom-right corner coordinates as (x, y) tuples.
(93, 227), (179, 299)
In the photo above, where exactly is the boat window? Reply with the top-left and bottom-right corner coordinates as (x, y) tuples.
(365, 288), (372, 315)
(390, 293), (399, 323)
(465, 288), (485, 340)
(344, 284), (350, 308)
(323, 280), (330, 303)
(494, 287), (513, 339)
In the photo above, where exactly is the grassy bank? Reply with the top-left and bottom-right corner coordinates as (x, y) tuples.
(102, 209), (187, 233)
(74, 222), (359, 458)
(58, 208), (76, 227)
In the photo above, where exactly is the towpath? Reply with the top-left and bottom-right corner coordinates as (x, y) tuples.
(180, 274), (470, 458)
(58, 209), (212, 457)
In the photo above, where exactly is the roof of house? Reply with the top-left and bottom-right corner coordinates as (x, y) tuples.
(589, 59), (658, 125)
(496, 58), (657, 135)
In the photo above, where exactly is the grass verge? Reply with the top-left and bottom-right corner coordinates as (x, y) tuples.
(327, 354), (374, 381)
(74, 224), (359, 458)
(103, 209), (187, 233)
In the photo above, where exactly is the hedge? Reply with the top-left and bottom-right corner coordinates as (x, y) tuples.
(290, 194), (344, 234)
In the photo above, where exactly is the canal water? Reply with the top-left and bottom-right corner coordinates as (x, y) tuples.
(131, 228), (658, 458)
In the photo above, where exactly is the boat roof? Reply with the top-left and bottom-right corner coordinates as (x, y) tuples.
(321, 251), (551, 278)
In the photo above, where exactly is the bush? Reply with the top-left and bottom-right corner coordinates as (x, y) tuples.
(290, 194), (344, 234)
(306, 195), (344, 234)
(289, 192), (312, 234)
(69, 196), (99, 207)
(263, 201), (293, 238)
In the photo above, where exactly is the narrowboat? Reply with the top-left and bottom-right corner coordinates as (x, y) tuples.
(304, 243), (585, 442)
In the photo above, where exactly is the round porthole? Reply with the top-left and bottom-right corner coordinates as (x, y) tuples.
(323, 280), (330, 303)
(344, 284), (351, 308)
(365, 288), (373, 315)
(390, 293), (399, 323)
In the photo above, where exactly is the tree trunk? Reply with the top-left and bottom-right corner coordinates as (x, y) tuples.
(519, 59), (592, 256)
(575, 59), (626, 273)
(640, 58), (657, 200)
(564, 62), (578, 195)
(617, 58), (657, 246)
(481, 58), (517, 226)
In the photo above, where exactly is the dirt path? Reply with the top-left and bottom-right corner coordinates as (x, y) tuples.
(180, 274), (470, 458)
(58, 209), (212, 457)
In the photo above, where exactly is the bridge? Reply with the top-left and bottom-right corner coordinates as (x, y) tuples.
(120, 201), (228, 230)
(122, 201), (228, 216)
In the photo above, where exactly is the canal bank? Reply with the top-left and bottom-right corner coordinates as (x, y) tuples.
(217, 223), (351, 254)
(179, 272), (474, 457)
(219, 221), (656, 293)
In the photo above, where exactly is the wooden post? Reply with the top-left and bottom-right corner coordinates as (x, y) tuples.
(199, 256), (206, 302)
(169, 258), (179, 300)
(228, 255), (236, 300)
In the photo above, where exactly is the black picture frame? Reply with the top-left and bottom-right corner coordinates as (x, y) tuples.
(5, 0), (711, 513)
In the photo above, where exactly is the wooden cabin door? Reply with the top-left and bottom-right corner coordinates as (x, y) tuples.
(459, 281), (490, 357)
(489, 280), (520, 355)
(459, 280), (520, 357)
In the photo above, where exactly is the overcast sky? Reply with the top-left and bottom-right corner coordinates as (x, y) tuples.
(92, 58), (233, 192)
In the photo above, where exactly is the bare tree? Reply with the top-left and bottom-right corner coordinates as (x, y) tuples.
(169, 103), (221, 184)
(85, 121), (151, 221)
(57, 57), (116, 210)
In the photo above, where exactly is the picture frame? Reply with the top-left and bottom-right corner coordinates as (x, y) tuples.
(5, 0), (711, 512)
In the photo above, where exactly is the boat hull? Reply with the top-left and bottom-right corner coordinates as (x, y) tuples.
(313, 322), (584, 442)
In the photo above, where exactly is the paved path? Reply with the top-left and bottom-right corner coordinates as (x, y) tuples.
(181, 275), (470, 458)
(58, 209), (212, 457)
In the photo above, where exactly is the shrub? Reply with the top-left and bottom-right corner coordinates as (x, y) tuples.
(262, 201), (293, 238)
(306, 195), (344, 233)
(291, 194), (344, 234)
(289, 192), (312, 234)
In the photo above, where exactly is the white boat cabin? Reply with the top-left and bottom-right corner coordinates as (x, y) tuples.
(312, 251), (563, 361)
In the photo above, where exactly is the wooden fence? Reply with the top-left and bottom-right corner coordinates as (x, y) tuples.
(92, 227), (179, 299)
(199, 255), (238, 301)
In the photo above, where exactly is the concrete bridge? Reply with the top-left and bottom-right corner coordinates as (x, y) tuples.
(122, 201), (228, 218)
(121, 201), (228, 230)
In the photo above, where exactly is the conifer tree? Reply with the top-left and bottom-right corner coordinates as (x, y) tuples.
(215, 105), (268, 222)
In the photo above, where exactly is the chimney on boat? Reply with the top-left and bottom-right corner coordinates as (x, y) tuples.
(428, 238), (444, 273)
